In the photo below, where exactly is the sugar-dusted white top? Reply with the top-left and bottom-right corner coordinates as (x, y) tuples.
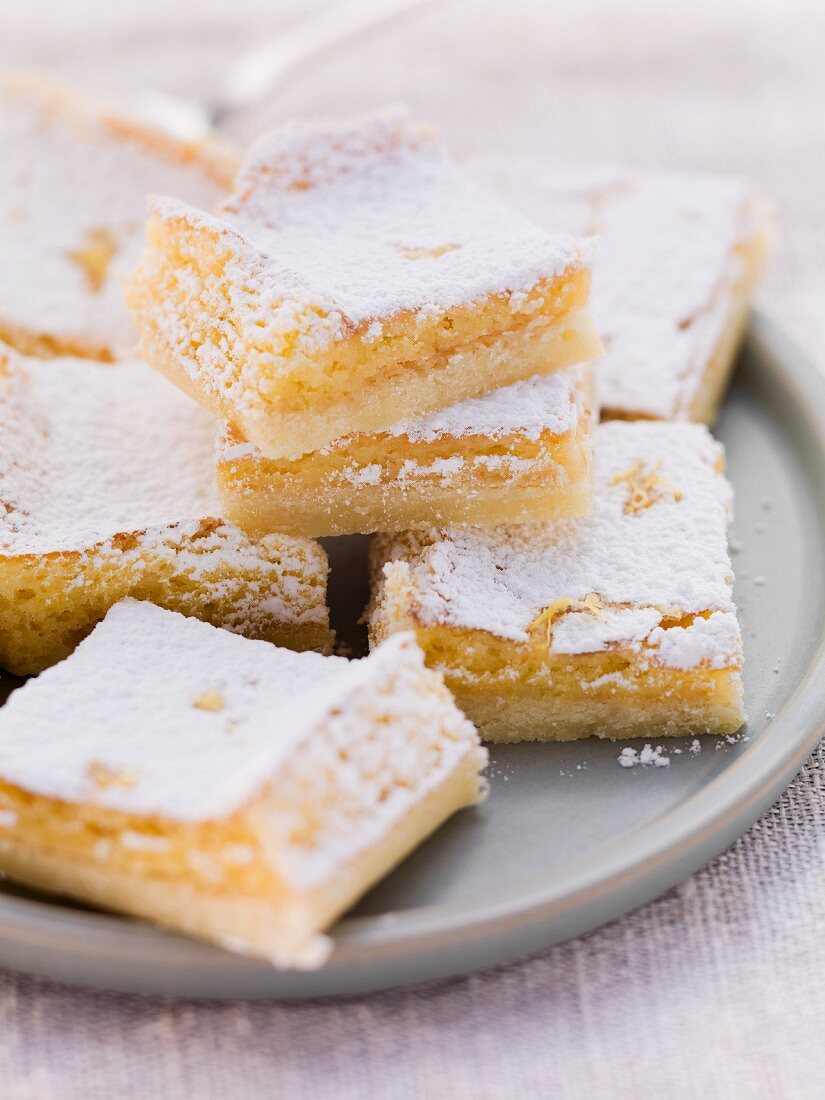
(474, 158), (764, 419)
(156, 109), (582, 347)
(0, 75), (231, 356)
(0, 350), (219, 554)
(376, 421), (742, 669)
(387, 365), (587, 443)
(0, 346), (327, 626)
(0, 602), (482, 837)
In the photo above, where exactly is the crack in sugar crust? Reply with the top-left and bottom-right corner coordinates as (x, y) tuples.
(154, 109), (582, 353)
(384, 421), (736, 648)
(0, 602), (481, 834)
(473, 158), (761, 418)
(0, 76), (231, 358)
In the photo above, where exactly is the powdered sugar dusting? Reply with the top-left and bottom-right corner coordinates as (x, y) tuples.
(551, 607), (662, 654)
(157, 109), (581, 348)
(388, 366), (585, 443)
(474, 159), (763, 418)
(0, 350), (221, 553)
(0, 603), (483, 842)
(0, 75), (230, 357)
(649, 610), (742, 669)
(375, 421), (742, 671)
(0, 347), (327, 626)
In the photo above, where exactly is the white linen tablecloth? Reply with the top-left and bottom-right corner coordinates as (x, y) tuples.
(2, 1), (825, 1095)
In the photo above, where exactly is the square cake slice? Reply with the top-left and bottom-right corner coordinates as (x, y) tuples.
(0, 346), (331, 675)
(475, 160), (770, 423)
(369, 421), (745, 742)
(0, 601), (487, 967)
(215, 365), (595, 537)
(127, 109), (600, 460)
(0, 72), (236, 362)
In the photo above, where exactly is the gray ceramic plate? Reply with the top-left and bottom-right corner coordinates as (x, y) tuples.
(0, 312), (823, 999)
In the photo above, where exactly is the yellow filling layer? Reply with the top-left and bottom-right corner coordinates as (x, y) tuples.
(0, 782), (274, 898)
(370, 606), (744, 742)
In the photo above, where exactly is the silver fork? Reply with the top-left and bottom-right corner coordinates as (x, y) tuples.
(135, 0), (438, 141)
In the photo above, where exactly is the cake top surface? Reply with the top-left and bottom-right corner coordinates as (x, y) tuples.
(474, 159), (762, 418)
(378, 420), (736, 644)
(0, 74), (232, 356)
(0, 601), (436, 822)
(157, 109), (583, 338)
(0, 347), (224, 554)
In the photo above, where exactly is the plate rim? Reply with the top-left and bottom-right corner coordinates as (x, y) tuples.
(0, 311), (823, 999)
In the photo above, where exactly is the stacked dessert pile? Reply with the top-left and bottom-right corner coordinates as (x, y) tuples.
(0, 80), (768, 966)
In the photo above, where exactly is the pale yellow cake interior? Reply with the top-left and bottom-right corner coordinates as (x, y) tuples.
(0, 519), (331, 676)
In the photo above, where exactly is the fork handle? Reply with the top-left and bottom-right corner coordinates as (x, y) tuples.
(207, 0), (438, 127)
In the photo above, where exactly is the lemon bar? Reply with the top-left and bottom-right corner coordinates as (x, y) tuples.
(0, 72), (235, 361)
(475, 160), (770, 423)
(127, 109), (600, 460)
(0, 346), (331, 675)
(0, 601), (486, 966)
(216, 365), (595, 537)
(369, 421), (745, 742)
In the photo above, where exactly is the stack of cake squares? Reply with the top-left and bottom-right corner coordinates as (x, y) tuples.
(0, 80), (769, 966)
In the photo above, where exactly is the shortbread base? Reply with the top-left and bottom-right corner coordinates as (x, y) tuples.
(223, 477), (592, 539)
(435, 664), (745, 742)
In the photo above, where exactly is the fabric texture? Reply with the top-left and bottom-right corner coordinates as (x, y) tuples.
(2, 0), (825, 1096)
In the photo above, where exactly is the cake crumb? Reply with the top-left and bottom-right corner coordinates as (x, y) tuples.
(87, 760), (138, 789)
(618, 744), (670, 768)
(193, 690), (226, 712)
(716, 732), (752, 748)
